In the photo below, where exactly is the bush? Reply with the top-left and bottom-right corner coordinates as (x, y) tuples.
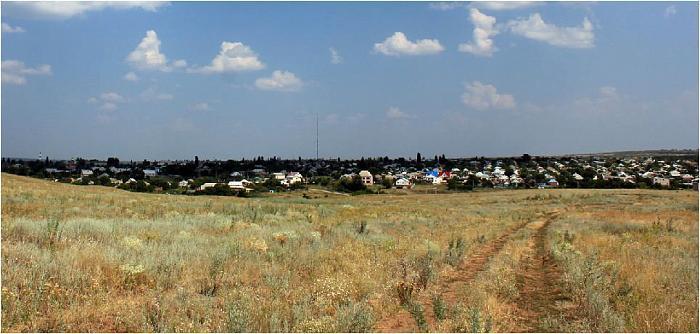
(335, 302), (375, 332)
(445, 237), (466, 266)
(334, 176), (366, 193)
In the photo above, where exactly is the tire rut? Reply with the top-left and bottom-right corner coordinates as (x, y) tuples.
(512, 210), (575, 332)
(375, 218), (534, 332)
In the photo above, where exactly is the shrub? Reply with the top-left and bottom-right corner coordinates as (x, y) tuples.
(445, 237), (466, 267)
(335, 302), (375, 332)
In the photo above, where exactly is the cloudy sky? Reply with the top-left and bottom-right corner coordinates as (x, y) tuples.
(2, 1), (698, 160)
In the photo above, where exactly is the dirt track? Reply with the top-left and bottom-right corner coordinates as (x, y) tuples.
(375, 218), (533, 332)
(512, 211), (577, 332)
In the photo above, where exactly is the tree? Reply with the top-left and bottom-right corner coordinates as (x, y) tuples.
(382, 177), (394, 189)
(417, 152), (422, 163)
(107, 157), (120, 167)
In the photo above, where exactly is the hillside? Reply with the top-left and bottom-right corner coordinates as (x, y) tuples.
(1, 173), (697, 332)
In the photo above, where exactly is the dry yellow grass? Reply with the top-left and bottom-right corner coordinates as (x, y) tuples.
(1, 173), (697, 332)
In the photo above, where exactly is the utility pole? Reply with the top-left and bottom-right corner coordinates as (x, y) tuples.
(316, 112), (319, 162)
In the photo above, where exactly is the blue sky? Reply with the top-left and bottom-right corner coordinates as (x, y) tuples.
(2, 1), (698, 160)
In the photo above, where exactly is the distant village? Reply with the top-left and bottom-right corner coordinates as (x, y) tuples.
(2, 150), (698, 196)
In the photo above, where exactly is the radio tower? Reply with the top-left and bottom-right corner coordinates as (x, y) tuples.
(316, 112), (319, 162)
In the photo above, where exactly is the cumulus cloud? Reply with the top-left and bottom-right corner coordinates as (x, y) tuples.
(461, 81), (516, 110)
(123, 71), (139, 81)
(255, 70), (303, 92)
(189, 41), (264, 74)
(2, 22), (25, 33)
(126, 30), (185, 72)
(599, 86), (619, 99)
(4, 1), (167, 20)
(100, 92), (125, 103)
(190, 102), (210, 111)
(508, 13), (595, 48)
(141, 87), (173, 101)
(374, 32), (444, 56)
(471, 1), (538, 11)
(429, 2), (467, 11)
(385, 107), (413, 119)
(1, 60), (52, 85)
(99, 102), (118, 112)
(89, 91), (125, 111)
(459, 9), (499, 57)
(664, 5), (677, 17)
(329, 47), (343, 64)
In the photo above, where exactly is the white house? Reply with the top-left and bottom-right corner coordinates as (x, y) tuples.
(359, 170), (373, 185)
(286, 172), (304, 184)
(81, 169), (93, 177)
(227, 181), (253, 192)
(395, 178), (412, 189)
(178, 180), (189, 188)
(143, 169), (158, 177)
(653, 177), (670, 187)
(199, 182), (219, 191)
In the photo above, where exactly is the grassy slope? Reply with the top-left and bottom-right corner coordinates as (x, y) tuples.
(1, 173), (697, 332)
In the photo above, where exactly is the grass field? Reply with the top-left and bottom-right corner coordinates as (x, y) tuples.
(2, 173), (698, 332)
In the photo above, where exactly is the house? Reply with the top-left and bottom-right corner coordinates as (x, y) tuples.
(286, 172), (304, 184)
(547, 178), (559, 187)
(272, 172), (286, 180)
(653, 177), (670, 187)
(395, 178), (412, 189)
(572, 173), (584, 181)
(227, 181), (253, 192)
(81, 169), (93, 177)
(199, 182), (219, 191)
(178, 180), (189, 188)
(143, 169), (158, 177)
(359, 170), (373, 185)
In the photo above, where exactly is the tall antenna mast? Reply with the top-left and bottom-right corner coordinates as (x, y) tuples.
(316, 112), (319, 161)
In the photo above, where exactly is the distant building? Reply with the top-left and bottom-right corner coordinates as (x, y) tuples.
(653, 177), (670, 187)
(395, 178), (412, 189)
(359, 170), (373, 185)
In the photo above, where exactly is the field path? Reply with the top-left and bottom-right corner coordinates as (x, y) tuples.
(511, 210), (577, 332)
(375, 218), (533, 332)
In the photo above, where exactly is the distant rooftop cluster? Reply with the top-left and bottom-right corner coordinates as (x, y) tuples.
(2, 150), (698, 195)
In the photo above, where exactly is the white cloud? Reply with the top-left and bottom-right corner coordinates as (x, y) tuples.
(373, 32), (444, 56)
(123, 71), (139, 82)
(508, 13), (595, 49)
(329, 47), (343, 64)
(664, 5), (677, 18)
(385, 107), (412, 119)
(461, 81), (516, 110)
(4, 2), (167, 20)
(99, 102), (118, 112)
(172, 59), (187, 68)
(429, 2), (467, 11)
(1, 60), (52, 85)
(190, 102), (210, 111)
(471, 1), (538, 11)
(127, 30), (183, 72)
(89, 91), (125, 111)
(255, 70), (303, 92)
(100, 92), (125, 103)
(141, 87), (173, 101)
(599, 86), (619, 99)
(459, 9), (498, 57)
(2, 22), (25, 33)
(188, 41), (264, 74)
